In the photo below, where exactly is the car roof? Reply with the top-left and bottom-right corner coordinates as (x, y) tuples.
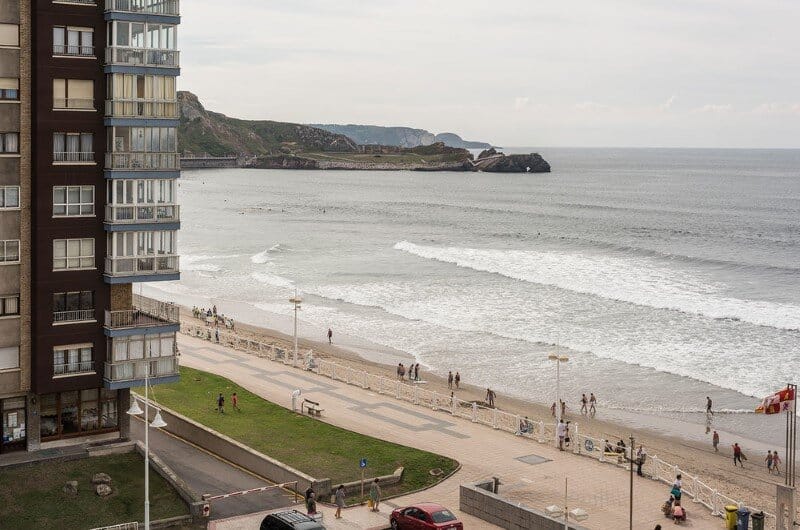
(266, 510), (325, 528)
(409, 502), (448, 512)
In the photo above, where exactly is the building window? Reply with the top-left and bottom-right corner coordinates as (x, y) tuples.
(40, 389), (118, 441)
(53, 291), (94, 323)
(53, 186), (94, 217)
(53, 133), (93, 163)
(0, 240), (20, 264)
(0, 295), (19, 317)
(53, 79), (94, 110)
(0, 133), (19, 154)
(0, 186), (20, 209)
(53, 26), (93, 56)
(53, 344), (93, 376)
(53, 238), (94, 270)
(0, 24), (19, 47)
(0, 346), (19, 371)
(2, 397), (27, 452)
(0, 78), (19, 101)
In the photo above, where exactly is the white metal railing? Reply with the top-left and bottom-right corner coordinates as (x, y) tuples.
(105, 204), (179, 224)
(105, 99), (178, 119)
(91, 522), (139, 530)
(53, 98), (95, 110)
(105, 0), (179, 15)
(105, 356), (178, 382)
(105, 297), (178, 329)
(54, 360), (94, 375)
(56, 0), (97, 4)
(53, 44), (95, 57)
(105, 47), (180, 68)
(54, 151), (94, 163)
(105, 152), (179, 170)
(53, 309), (95, 323)
(105, 255), (179, 277)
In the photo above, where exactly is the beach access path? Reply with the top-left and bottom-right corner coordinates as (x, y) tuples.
(176, 334), (722, 530)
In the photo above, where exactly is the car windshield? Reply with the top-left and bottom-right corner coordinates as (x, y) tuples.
(431, 509), (457, 523)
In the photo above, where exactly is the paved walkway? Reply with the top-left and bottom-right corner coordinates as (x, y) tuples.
(179, 335), (721, 529)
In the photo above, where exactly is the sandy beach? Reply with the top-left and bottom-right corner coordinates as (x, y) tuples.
(176, 300), (788, 518)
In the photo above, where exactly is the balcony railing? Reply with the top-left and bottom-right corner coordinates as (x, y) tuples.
(54, 98), (95, 110)
(106, 204), (179, 224)
(105, 99), (178, 119)
(104, 297), (179, 330)
(106, 47), (180, 68)
(54, 0), (97, 5)
(53, 309), (95, 324)
(105, 254), (179, 277)
(105, 0), (179, 15)
(105, 152), (179, 170)
(54, 151), (94, 163)
(53, 44), (94, 57)
(104, 355), (178, 383)
(54, 361), (95, 376)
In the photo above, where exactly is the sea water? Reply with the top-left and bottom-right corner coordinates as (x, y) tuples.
(148, 148), (800, 445)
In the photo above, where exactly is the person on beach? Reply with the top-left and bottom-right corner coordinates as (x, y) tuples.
(397, 363), (404, 380)
(407, 363), (414, 381)
(580, 394), (588, 415)
(712, 430), (719, 452)
(766, 451), (773, 474)
(232, 392), (239, 412)
(455, 372), (460, 389)
(448, 371), (453, 389)
(773, 451), (781, 475)
(732, 443), (745, 468)
(215, 328), (219, 343)
(212, 304), (217, 316)
(551, 402), (556, 417)
(414, 363), (419, 381)
(564, 421), (571, 448)
(560, 400), (566, 417)
(369, 478), (381, 512)
(334, 484), (346, 519)
(327, 328), (333, 344)
(636, 445), (647, 476)
(217, 393), (225, 414)
(589, 393), (597, 415)
(518, 416), (533, 435)
(556, 419), (567, 450)
(706, 396), (713, 416)
(486, 388), (495, 407)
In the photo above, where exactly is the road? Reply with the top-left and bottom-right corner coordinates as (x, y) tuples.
(130, 416), (295, 520)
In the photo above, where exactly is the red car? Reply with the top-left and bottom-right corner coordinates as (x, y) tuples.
(390, 503), (463, 530)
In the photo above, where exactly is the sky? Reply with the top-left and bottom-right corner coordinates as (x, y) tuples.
(179, 0), (800, 148)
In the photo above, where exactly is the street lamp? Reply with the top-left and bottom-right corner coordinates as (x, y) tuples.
(127, 351), (168, 530)
(289, 290), (302, 367)
(548, 353), (569, 446)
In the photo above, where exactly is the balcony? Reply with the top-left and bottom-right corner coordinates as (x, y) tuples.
(106, 47), (180, 68)
(105, 0), (180, 16)
(53, 309), (96, 324)
(54, 151), (95, 164)
(54, 98), (95, 110)
(106, 204), (179, 224)
(105, 152), (179, 170)
(105, 99), (178, 119)
(54, 360), (95, 376)
(104, 356), (178, 388)
(54, 0), (97, 5)
(53, 44), (95, 57)
(104, 297), (178, 332)
(105, 254), (179, 279)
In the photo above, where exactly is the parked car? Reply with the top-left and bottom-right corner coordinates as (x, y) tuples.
(259, 510), (325, 530)
(390, 503), (464, 529)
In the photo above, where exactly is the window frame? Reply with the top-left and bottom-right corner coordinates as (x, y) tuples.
(0, 23), (20, 48)
(0, 295), (20, 317)
(0, 132), (20, 154)
(53, 26), (94, 57)
(52, 238), (95, 271)
(0, 186), (20, 209)
(0, 240), (20, 264)
(53, 185), (94, 217)
(53, 343), (94, 377)
(0, 78), (19, 101)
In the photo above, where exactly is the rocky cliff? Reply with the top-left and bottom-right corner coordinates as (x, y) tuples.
(310, 124), (491, 149)
(473, 148), (551, 173)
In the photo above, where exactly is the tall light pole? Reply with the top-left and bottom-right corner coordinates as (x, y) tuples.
(289, 290), (302, 367)
(548, 353), (569, 445)
(127, 349), (168, 530)
(629, 435), (635, 530)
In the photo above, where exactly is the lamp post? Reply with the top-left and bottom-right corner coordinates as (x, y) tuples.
(127, 351), (168, 530)
(289, 290), (302, 367)
(548, 353), (569, 445)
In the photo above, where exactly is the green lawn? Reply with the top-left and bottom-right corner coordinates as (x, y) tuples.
(0, 452), (188, 530)
(152, 367), (458, 498)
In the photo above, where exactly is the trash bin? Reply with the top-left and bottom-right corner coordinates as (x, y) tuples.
(725, 505), (739, 530)
(737, 507), (751, 530)
(750, 511), (765, 530)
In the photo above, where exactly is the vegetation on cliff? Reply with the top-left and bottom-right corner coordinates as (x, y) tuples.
(310, 123), (491, 149)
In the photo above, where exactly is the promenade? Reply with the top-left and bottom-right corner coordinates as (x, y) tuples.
(177, 334), (722, 529)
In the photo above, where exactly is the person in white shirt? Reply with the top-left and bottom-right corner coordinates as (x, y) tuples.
(556, 419), (567, 451)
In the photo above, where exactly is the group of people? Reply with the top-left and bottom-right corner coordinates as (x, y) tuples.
(215, 392), (240, 413)
(193, 304), (235, 331)
(447, 371), (461, 389)
(307, 479), (381, 519)
(660, 474), (688, 524)
(579, 393), (597, 415)
(396, 362), (422, 381)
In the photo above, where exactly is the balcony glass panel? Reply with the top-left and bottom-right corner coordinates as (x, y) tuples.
(106, 0), (179, 16)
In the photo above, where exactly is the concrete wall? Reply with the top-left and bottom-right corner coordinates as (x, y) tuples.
(460, 480), (591, 530)
(146, 401), (331, 496)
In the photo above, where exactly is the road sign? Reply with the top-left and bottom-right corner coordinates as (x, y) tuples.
(359, 458), (368, 468)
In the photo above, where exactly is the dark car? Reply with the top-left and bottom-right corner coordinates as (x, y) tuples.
(390, 503), (464, 530)
(259, 510), (326, 530)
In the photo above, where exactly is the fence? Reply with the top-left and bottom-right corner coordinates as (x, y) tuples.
(181, 323), (774, 525)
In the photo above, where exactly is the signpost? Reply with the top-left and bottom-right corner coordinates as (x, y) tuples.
(360, 458), (368, 498)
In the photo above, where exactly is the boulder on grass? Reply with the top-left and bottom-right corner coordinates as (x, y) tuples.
(91, 473), (112, 485)
(63, 481), (78, 495)
(96, 484), (113, 497)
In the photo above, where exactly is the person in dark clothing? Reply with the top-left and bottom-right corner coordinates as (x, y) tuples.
(217, 393), (225, 413)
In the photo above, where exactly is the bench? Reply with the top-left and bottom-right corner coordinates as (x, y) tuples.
(303, 399), (324, 417)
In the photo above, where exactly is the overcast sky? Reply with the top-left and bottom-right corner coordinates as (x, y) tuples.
(180, 0), (800, 148)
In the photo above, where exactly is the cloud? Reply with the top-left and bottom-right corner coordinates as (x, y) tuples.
(751, 103), (800, 115)
(514, 97), (530, 110)
(691, 104), (732, 114)
(659, 95), (676, 111)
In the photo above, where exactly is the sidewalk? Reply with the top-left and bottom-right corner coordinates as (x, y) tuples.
(178, 334), (721, 529)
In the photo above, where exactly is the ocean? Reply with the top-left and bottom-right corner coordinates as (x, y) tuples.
(146, 148), (800, 445)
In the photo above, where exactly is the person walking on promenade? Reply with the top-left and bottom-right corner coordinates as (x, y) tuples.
(706, 396), (713, 416)
(369, 478), (381, 512)
(212, 304), (217, 316)
(215, 328), (219, 343)
(455, 371), (460, 389)
(414, 363), (420, 381)
(556, 419), (567, 451)
(733, 443), (745, 467)
(448, 371), (453, 389)
(397, 363), (404, 380)
(712, 430), (719, 452)
(327, 328), (333, 344)
(766, 451), (774, 474)
(636, 445), (647, 476)
(334, 485), (346, 519)
(217, 393), (225, 414)
(589, 393), (597, 415)
(232, 392), (240, 412)
(773, 451), (782, 475)
(580, 393), (588, 415)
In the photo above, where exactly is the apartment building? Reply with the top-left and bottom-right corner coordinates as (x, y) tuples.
(0, 0), (180, 454)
